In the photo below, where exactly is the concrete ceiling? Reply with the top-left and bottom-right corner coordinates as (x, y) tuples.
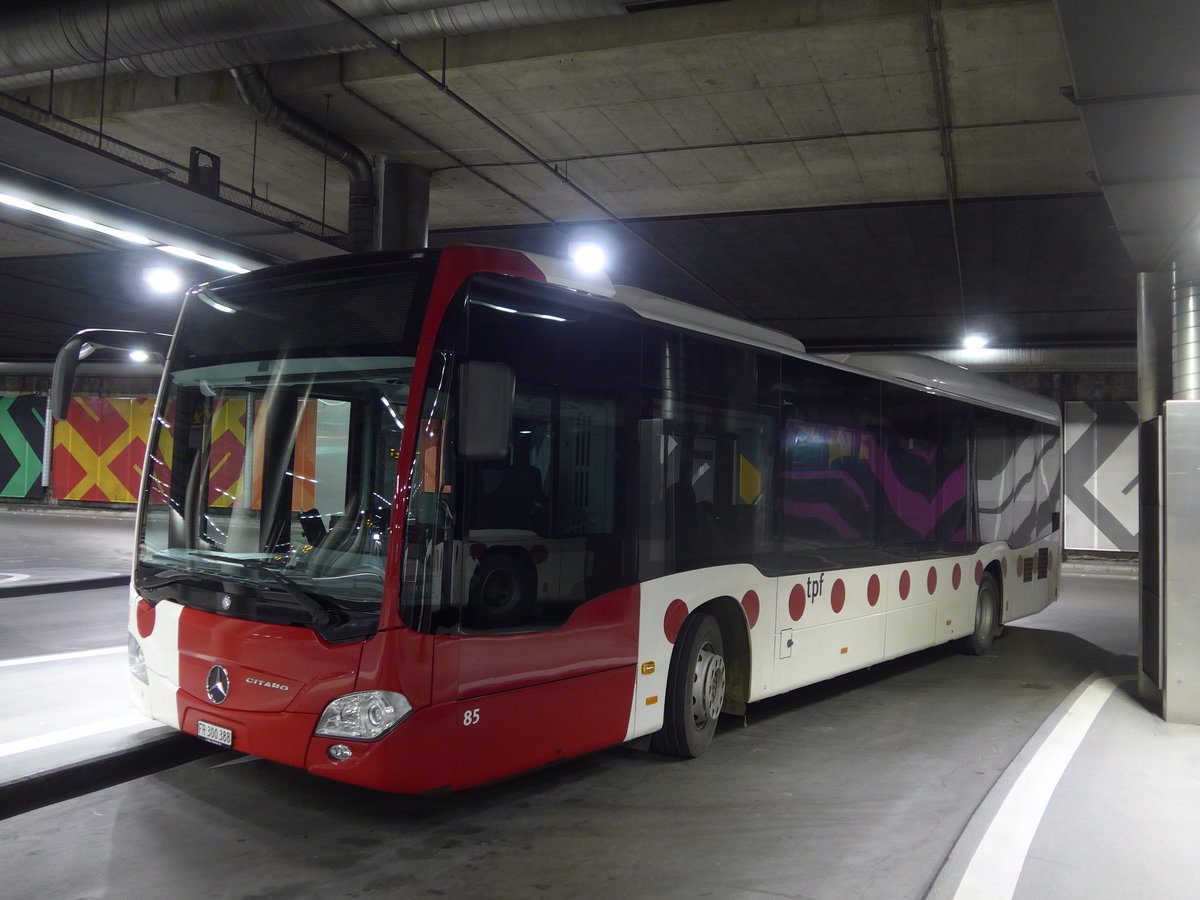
(0, 0), (1180, 364)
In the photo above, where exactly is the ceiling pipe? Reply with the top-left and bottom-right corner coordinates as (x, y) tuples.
(0, 1), (474, 80)
(0, 0), (628, 91)
(230, 64), (374, 252)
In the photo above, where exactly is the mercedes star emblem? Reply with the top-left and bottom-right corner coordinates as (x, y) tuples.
(206, 665), (230, 705)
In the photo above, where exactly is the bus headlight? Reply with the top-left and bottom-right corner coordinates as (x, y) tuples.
(128, 634), (148, 684)
(315, 691), (412, 740)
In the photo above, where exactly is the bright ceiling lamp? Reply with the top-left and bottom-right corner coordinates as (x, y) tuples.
(143, 266), (183, 296)
(962, 333), (989, 351)
(569, 241), (608, 274)
(0, 191), (153, 245)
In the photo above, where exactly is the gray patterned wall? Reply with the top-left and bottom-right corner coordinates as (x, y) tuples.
(1063, 401), (1139, 552)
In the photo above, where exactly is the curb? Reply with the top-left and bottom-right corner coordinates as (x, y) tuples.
(0, 732), (218, 820)
(0, 575), (130, 599)
(1060, 562), (1138, 578)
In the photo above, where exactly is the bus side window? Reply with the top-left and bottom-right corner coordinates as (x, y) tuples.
(638, 329), (773, 578)
(461, 286), (631, 631)
(776, 359), (880, 563)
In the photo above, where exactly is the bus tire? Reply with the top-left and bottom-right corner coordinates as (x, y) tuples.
(466, 553), (535, 628)
(964, 571), (1001, 655)
(652, 612), (726, 758)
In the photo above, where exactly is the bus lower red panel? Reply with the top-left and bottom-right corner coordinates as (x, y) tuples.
(305, 664), (637, 793)
(454, 585), (640, 699)
(178, 705), (318, 769)
(175, 607), (364, 715)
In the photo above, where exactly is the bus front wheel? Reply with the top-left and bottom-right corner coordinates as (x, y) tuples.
(652, 612), (726, 758)
(965, 571), (1001, 655)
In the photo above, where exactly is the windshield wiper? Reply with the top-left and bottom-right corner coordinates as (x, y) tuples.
(139, 569), (210, 590)
(190, 552), (342, 626)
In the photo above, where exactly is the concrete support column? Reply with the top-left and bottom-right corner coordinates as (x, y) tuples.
(1161, 262), (1200, 722)
(1138, 271), (1173, 420)
(373, 157), (430, 251)
(1137, 271), (1171, 701)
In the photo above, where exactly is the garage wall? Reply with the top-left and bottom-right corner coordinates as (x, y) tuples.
(51, 396), (155, 503)
(0, 394), (45, 500)
(1063, 400), (1139, 552)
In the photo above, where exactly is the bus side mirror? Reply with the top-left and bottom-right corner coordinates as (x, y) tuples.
(51, 329), (172, 420)
(458, 361), (514, 461)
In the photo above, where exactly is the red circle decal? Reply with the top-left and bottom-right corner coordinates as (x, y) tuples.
(867, 574), (881, 607)
(469, 542), (487, 561)
(530, 544), (549, 565)
(664, 599), (689, 643)
(899, 569), (911, 601)
(789, 583), (807, 621)
(742, 590), (760, 629)
(136, 598), (156, 638)
(831, 579), (846, 614)
(927, 566), (938, 595)
(952, 563), (962, 590)
(1001, 557), (1009, 578)
(975, 560), (984, 585)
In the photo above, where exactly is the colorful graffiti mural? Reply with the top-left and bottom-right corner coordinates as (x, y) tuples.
(51, 397), (157, 502)
(0, 395), (46, 499)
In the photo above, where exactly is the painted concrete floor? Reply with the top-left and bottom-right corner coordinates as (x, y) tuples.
(4, 560), (1188, 900)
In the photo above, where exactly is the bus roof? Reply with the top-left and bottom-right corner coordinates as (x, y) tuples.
(820, 352), (1062, 425)
(605, 282), (1059, 426)
(612, 285), (808, 357)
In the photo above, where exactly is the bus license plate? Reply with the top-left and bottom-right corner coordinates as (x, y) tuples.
(196, 720), (233, 747)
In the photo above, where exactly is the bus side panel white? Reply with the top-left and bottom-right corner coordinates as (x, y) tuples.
(771, 568), (888, 696)
(934, 560), (976, 643)
(884, 602), (938, 660)
(779, 614), (887, 689)
(136, 599), (183, 730)
(626, 565), (771, 741)
(1003, 541), (1059, 622)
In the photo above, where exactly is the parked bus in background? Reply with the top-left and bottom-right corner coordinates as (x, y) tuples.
(73, 245), (1060, 792)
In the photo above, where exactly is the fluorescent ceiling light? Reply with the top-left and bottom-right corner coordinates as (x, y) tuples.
(0, 191), (153, 245)
(0, 187), (256, 274)
(157, 245), (250, 274)
(963, 333), (989, 350)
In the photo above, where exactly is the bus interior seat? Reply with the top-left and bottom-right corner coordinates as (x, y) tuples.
(479, 463), (549, 533)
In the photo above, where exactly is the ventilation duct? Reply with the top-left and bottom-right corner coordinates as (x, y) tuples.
(0, 1), (470, 79)
(0, 0), (628, 91)
(1174, 263), (1200, 400)
(230, 65), (374, 252)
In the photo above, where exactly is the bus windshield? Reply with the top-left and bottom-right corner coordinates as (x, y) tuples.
(135, 256), (434, 639)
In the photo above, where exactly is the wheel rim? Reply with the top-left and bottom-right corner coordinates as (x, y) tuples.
(690, 642), (726, 730)
(481, 571), (517, 613)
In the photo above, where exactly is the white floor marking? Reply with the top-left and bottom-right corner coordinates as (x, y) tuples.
(0, 712), (148, 760)
(0, 645), (124, 668)
(0, 573), (31, 584)
(953, 673), (1125, 900)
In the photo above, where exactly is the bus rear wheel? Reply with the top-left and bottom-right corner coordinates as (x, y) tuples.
(652, 612), (726, 758)
(467, 554), (534, 628)
(964, 571), (1001, 655)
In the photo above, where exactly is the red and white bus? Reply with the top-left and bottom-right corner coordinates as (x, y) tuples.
(106, 245), (1060, 792)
